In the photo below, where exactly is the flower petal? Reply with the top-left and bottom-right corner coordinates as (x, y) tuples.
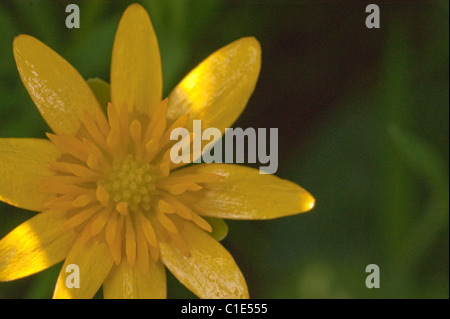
(53, 237), (113, 299)
(160, 220), (249, 299)
(0, 138), (61, 211)
(172, 164), (315, 219)
(167, 37), (261, 133)
(111, 3), (162, 116)
(13, 35), (101, 135)
(103, 258), (166, 299)
(0, 210), (77, 281)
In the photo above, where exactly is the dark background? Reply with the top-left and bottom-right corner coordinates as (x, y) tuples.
(0, 0), (448, 298)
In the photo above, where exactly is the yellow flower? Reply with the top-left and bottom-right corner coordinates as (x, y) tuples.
(0, 4), (314, 299)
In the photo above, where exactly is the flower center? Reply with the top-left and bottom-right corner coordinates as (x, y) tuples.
(103, 155), (156, 212)
(40, 100), (217, 275)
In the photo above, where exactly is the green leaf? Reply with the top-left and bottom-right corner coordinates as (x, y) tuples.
(389, 124), (449, 276)
(388, 124), (448, 192)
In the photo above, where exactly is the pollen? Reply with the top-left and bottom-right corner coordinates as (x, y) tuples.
(103, 155), (156, 212)
(40, 100), (216, 276)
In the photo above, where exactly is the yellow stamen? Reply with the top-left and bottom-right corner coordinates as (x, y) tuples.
(150, 119), (166, 150)
(110, 215), (124, 265)
(81, 110), (109, 151)
(44, 193), (77, 209)
(136, 210), (158, 248)
(116, 201), (128, 215)
(161, 195), (192, 219)
(78, 220), (95, 245)
(160, 196), (211, 232)
(191, 213), (213, 233)
(48, 162), (101, 179)
(130, 119), (142, 153)
(119, 103), (130, 153)
(144, 98), (167, 143)
(45, 200), (74, 211)
(96, 108), (110, 137)
(41, 97), (213, 274)
(96, 184), (111, 206)
(162, 182), (203, 195)
(86, 154), (101, 171)
(156, 211), (178, 234)
(46, 133), (88, 162)
(159, 149), (172, 177)
(61, 205), (103, 231)
(158, 199), (175, 214)
(144, 139), (159, 163)
(107, 103), (123, 158)
(72, 193), (96, 208)
(158, 113), (190, 152)
(91, 206), (114, 236)
(149, 245), (160, 262)
(105, 211), (118, 246)
(125, 215), (136, 266)
(82, 138), (111, 171)
(40, 175), (96, 185)
(166, 173), (224, 184)
(136, 226), (149, 275)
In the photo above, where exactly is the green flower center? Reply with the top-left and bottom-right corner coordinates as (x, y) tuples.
(103, 154), (157, 212)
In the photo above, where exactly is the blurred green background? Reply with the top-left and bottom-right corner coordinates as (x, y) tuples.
(0, 0), (448, 299)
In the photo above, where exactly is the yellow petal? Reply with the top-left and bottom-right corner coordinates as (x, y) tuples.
(167, 36), (261, 134)
(0, 210), (77, 281)
(103, 258), (166, 299)
(160, 220), (249, 299)
(0, 138), (61, 211)
(53, 237), (114, 299)
(111, 3), (162, 116)
(13, 35), (100, 135)
(172, 164), (315, 219)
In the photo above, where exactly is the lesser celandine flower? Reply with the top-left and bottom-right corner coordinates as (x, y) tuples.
(0, 4), (314, 299)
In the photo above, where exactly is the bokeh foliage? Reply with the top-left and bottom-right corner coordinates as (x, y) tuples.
(0, 0), (448, 298)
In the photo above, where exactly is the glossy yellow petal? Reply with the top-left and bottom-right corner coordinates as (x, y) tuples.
(167, 37), (261, 133)
(103, 258), (166, 299)
(13, 35), (101, 135)
(0, 138), (61, 211)
(0, 210), (77, 281)
(53, 237), (113, 299)
(172, 164), (315, 220)
(111, 3), (162, 116)
(160, 220), (249, 299)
